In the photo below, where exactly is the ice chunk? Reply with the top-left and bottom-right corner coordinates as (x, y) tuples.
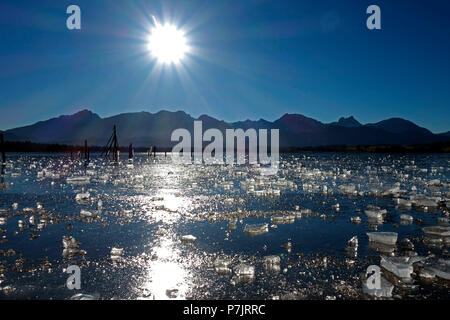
(427, 259), (450, 280)
(419, 268), (436, 279)
(365, 208), (387, 219)
(214, 258), (232, 269)
(437, 217), (448, 226)
(214, 258), (232, 275)
(396, 198), (412, 207)
(234, 264), (255, 277)
(400, 214), (413, 222)
(367, 232), (398, 245)
(181, 235), (197, 243)
(411, 195), (440, 208)
(347, 236), (358, 247)
(271, 214), (295, 225)
(244, 223), (268, 236)
(75, 192), (90, 202)
(80, 209), (95, 218)
(111, 247), (124, 256)
(422, 226), (450, 237)
(111, 247), (124, 262)
(232, 263), (255, 284)
(365, 210), (383, 220)
(0, 217), (6, 225)
(423, 236), (443, 248)
(263, 255), (281, 265)
(214, 266), (232, 275)
(62, 248), (86, 258)
(339, 184), (357, 195)
(427, 179), (441, 187)
(165, 288), (179, 299)
(62, 236), (79, 249)
(263, 256), (281, 273)
(350, 216), (361, 224)
(380, 186), (406, 197)
(380, 256), (414, 280)
(70, 293), (99, 300)
(66, 176), (90, 184)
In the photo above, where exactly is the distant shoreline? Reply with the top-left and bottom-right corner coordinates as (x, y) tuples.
(2, 140), (450, 154)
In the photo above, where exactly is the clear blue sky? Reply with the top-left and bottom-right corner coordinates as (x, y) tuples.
(0, 0), (449, 132)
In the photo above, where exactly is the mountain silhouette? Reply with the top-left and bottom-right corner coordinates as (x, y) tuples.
(3, 109), (449, 148)
(329, 116), (362, 128)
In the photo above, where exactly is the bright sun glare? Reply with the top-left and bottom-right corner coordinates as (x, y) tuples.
(147, 19), (188, 64)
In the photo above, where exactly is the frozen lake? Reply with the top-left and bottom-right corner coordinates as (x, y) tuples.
(0, 152), (449, 299)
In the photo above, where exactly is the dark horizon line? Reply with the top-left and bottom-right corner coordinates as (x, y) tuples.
(2, 108), (449, 135)
(2, 140), (450, 154)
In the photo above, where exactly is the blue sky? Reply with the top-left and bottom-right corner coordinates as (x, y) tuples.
(0, 0), (449, 132)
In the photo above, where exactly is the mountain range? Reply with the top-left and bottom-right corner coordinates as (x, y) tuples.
(2, 109), (450, 148)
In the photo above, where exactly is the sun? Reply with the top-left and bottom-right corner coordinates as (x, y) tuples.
(147, 20), (188, 64)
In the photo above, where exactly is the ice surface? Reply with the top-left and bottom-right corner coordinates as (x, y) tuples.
(1, 152), (449, 299)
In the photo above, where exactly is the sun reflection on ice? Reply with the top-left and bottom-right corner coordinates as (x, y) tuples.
(140, 237), (191, 300)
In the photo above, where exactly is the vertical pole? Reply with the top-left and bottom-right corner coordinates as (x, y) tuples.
(113, 125), (118, 163)
(84, 140), (88, 163)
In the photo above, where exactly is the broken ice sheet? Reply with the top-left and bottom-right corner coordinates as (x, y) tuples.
(1, 152), (450, 299)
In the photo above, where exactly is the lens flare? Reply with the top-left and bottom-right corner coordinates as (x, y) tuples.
(147, 20), (188, 64)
